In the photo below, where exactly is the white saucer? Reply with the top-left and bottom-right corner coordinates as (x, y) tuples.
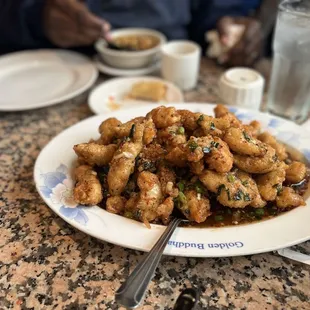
(88, 76), (184, 115)
(94, 55), (160, 77)
(0, 49), (98, 111)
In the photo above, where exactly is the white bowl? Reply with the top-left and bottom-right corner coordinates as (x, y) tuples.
(95, 28), (166, 69)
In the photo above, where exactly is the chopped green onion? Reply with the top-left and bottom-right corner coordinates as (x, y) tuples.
(123, 211), (133, 219)
(169, 130), (176, 135)
(272, 154), (278, 162)
(197, 114), (204, 125)
(129, 124), (136, 138)
(133, 209), (142, 220)
(255, 208), (265, 216)
(177, 127), (185, 135)
(188, 140), (198, 151)
(273, 183), (283, 195)
(242, 131), (252, 142)
(226, 188), (231, 200)
(178, 181), (185, 192)
(178, 191), (187, 204)
(226, 209), (232, 215)
(210, 141), (219, 148)
(227, 174), (235, 183)
(195, 182), (205, 194)
(244, 193), (251, 201)
(202, 147), (211, 154)
(217, 184), (226, 196)
(249, 211), (256, 219)
(215, 215), (224, 222)
(241, 180), (249, 186)
(270, 205), (278, 215)
(233, 190), (243, 201)
(121, 136), (130, 143)
(210, 122), (215, 130)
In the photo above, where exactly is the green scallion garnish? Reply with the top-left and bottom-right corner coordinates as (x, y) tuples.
(177, 126), (185, 135)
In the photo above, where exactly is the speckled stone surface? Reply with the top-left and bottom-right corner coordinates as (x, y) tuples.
(1, 58), (310, 310)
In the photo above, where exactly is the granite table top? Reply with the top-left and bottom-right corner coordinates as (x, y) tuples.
(1, 58), (310, 310)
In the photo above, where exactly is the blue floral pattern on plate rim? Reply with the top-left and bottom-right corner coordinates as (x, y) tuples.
(38, 163), (88, 225)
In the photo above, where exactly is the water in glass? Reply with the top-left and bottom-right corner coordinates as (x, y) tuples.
(268, 0), (310, 123)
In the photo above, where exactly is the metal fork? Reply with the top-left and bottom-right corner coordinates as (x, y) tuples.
(115, 217), (184, 309)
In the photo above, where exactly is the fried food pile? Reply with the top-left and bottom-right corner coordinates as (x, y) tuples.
(72, 105), (308, 228)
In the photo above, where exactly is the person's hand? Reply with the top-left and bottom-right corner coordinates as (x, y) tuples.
(44, 0), (110, 48)
(217, 16), (264, 67)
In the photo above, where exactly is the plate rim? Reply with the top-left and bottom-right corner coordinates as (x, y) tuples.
(0, 49), (98, 111)
(34, 103), (310, 257)
(94, 55), (160, 77)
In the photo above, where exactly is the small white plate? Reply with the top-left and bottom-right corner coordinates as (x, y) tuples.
(88, 76), (184, 115)
(0, 49), (98, 111)
(34, 103), (310, 257)
(94, 55), (160, 77)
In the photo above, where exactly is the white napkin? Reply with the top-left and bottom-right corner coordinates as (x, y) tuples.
(277, 248), (310, 265)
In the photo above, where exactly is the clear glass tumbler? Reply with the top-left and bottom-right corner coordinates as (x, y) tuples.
(267, 0), (310, 123)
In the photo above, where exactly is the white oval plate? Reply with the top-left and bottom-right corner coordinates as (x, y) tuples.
(94, 55), (160, 77)
(34, 104), (310, 257)
(88, 76), (184, 115)
(0, 49), (98, 111)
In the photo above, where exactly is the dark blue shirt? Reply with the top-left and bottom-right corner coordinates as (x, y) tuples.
(0, 0), (261, 54)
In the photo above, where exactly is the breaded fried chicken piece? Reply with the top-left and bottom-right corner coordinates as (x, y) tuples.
(199, 170), (252, 208)
(178, 109), (201, 131)
(108, 122), (144, 196)
(157, 166), (178, 197)
(106, 196), (127, 214)
(223, 127), (267, 156)
(179, 136), (233, 173)
(143, 118), (157, 145)
(276, 187), (306, 208)
(157, 124), (187, 149)
(286, 161), (307, 184)
(136, 171), (163, 226)
(74, 165), (103, 205)
(236, 170), (266, 208)
(73, 143), (117, 166)
(214, 104), (229, 118)
(258, 132), (288, 161)
(184, 190), (211, 223)
(234, 145), (278, 174)
(256, 162), (287, 201)
(99, 117), (122, 145)
(148, 106), (181, 129)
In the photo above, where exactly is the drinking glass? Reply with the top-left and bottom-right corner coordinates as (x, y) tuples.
(267, 0), (310, 123)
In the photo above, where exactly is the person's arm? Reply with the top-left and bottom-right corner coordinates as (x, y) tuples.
(217, 0), (279, 66)
(0, 0), (50, 54)
(255, 0), (279, 38)
(0, 0), (111, 55)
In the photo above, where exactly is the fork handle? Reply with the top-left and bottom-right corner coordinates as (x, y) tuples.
(115, 217), (182, 309)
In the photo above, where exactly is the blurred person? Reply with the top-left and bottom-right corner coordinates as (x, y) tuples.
(0, 0), (278, 66)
